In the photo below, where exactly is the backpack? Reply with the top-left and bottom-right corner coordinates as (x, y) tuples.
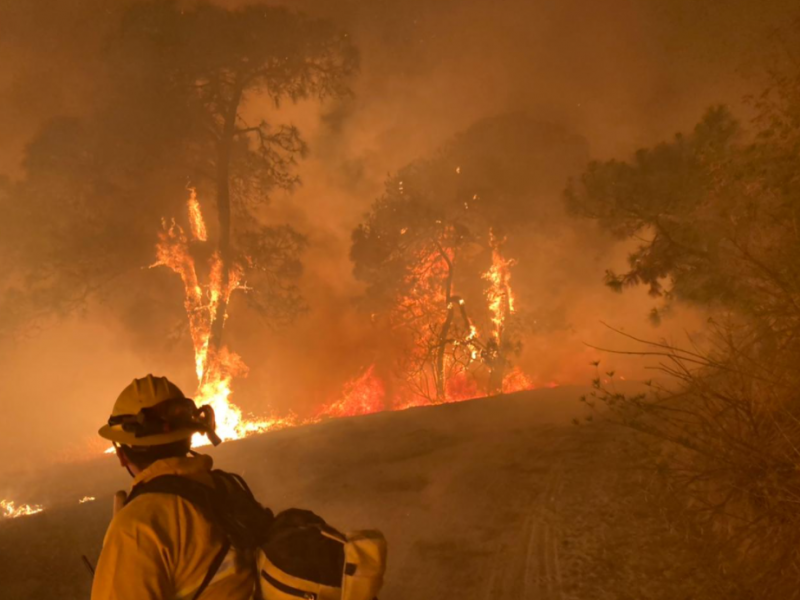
(126, 470), (387, 600)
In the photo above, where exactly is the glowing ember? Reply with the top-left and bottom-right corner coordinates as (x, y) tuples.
(79, 496), (96, 504)
(317, 365), (386, 419)
(153, 189), (278, 447)
(1, 499), (44, 519)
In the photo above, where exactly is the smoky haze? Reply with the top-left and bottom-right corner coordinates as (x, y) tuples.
(0, 0), (795, 476)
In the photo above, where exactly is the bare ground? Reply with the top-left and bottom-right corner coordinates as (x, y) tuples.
(0, 386), (730, 599)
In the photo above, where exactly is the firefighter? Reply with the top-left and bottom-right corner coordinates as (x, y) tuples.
(92, 374), (255, 600)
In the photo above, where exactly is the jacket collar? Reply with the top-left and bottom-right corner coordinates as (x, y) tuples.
(131, 454), (214, 489)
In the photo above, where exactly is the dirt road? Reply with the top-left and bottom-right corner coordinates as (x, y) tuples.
(0, 386), (721, 599)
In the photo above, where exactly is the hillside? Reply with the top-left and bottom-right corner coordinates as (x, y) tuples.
(0, 386), (722, 599)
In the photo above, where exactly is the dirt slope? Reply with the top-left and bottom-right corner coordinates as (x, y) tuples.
(0, 386), (721, 599)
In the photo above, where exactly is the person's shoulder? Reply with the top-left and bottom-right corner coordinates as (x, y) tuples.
(109, 492), (184, 538)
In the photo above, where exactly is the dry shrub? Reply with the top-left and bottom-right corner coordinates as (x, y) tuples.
(588, 319), (800, 598)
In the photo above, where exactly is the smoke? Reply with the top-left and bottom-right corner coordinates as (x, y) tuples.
(0, 0), (796, 475)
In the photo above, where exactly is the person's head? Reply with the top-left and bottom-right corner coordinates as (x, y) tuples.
(98, 374), (220, 477)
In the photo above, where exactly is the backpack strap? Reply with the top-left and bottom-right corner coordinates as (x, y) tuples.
(126, 475), (230, 600)
(127, 475), (220, 512)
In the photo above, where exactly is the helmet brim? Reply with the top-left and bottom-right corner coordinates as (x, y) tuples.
(98, 424), (196, 447)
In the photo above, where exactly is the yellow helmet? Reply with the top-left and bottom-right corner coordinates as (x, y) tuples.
(99, 374), (218, 447)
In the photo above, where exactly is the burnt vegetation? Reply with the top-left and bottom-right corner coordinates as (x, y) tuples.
(350, 116), (587, 402)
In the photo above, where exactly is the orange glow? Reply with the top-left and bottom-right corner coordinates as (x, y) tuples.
(187, 187), (208, 242)
(445, 370), (482, 402)
(502, 366), (536, 393)
(393, 394), (431, 411)
(317, 365), (386, 419)
(483, 231), (516, 335)
(389, 233), (487, 403)
(481, 232), (538, 394)
(1, 499), (44, 519)
(395, 243), (453, 331)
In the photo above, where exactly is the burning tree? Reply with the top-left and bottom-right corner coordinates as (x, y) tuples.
(395, 226), (480, 403)
(352, 191), (480, 403)
(482, 232), (519, 394)
(152, 189), (305, 443)
(0, 2), (357, 344)
(352, 179), (521, 403)
(116, 1), (358, 354)
(0, 3), (358, 438)
(352, 115), (589, 403)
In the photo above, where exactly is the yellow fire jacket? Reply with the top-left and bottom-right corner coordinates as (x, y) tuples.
(91, 455), (255, 600)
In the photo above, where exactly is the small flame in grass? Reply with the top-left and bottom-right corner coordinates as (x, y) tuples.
(79, 496), (96, 504)
(1, 499), (44, 519)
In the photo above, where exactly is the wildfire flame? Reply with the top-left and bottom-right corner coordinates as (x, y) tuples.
(502, 366), (536, 394)
(317, 365), (386, 419)
(1, 499), (44, 519)
(187, 188), (208, 242)
(483, 231), (516, 337)
(390, 237), (488, 402)
(96, 193), (536, 462)
(153, 189), (293, 447)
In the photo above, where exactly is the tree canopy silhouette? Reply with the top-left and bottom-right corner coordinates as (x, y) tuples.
(0, 1), (358, 338)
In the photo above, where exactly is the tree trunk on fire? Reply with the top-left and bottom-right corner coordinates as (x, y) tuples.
(487, 290), (512, 395)
(207, 84), (244, 371)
